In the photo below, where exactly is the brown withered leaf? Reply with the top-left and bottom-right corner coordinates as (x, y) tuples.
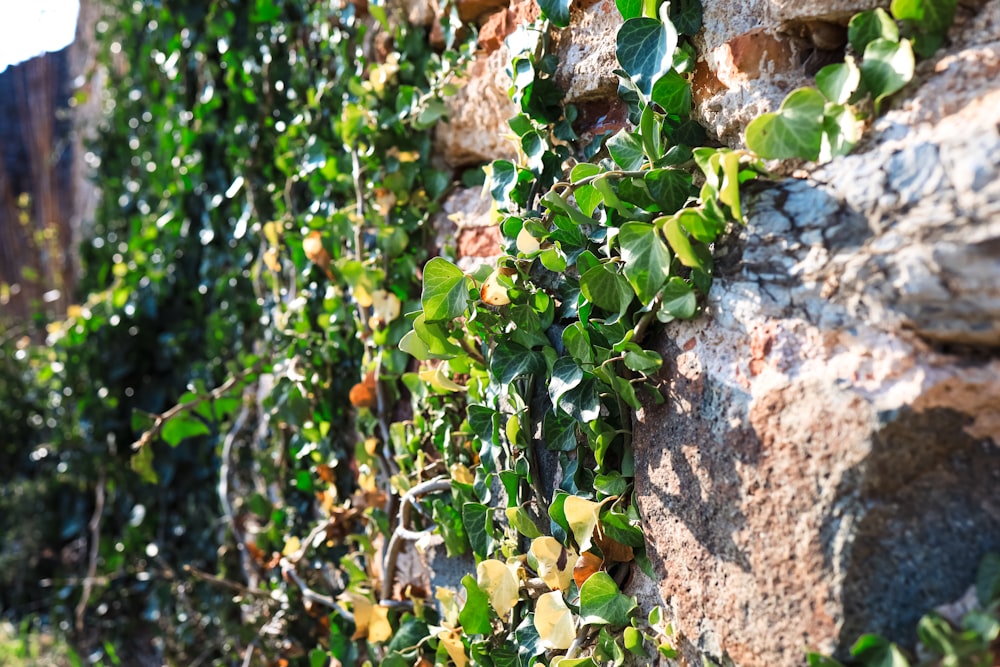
(349, 371), (377, 409)
(573, 551), (605, 589)
(594, 531), (634, 563)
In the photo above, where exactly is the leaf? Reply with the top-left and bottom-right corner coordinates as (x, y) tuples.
(491, 342), (545, 385)
(860, 38), (915, 113)
(562, 322), (594, 366)
(565, 495), (610, 552)
(550, 357), (585, 411)
(821, 104), (863, 161)
(161, 415), (211, 447)
(816, 60), (861, 105)
(368, 605), (393, 643)
(607, 129), (646, 171)
(463, 503), (494, 559)
(850, 635), (911, 667)
(580, 264), (634, 322)
(649, 71), (692, 118)
(624, 347), (662, 373)
(538, 0), (572, 27)
(459, 575), (492, 634)
(744, 87), (826, 161)
(619, 222), (671, 304)
(534, 592), (576, 650)
(616, 18), (678, 98)
(340, 591), (374, 640)
(644, 168), (691, 214)
(436, 628), (468, 667)
(530, 536), (578, 591)
(668, 0), (703, 35)
(477, 559), (521, 619)
(421, 258), (468, 322)
(890, 0), (956, 36)
(661, 217), (702, 270)
(659, 277), (698, 319)
(506, 506), (543, 538)
(544, 410), (578, 451)
(579, 572), (637, 626)
(848, 8), (899, 54)
(615, 0), (642, 20)
(130, 445), (158, 484)
(573, 551), (605, 589)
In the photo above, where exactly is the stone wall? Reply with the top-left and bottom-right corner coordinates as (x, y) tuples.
(428, 1), (1000, 665)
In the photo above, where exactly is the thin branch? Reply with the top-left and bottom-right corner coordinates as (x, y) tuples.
(131, 359), (264, 451)
(182, 564), (276, 602)
(75, 469), (106, 634)
(381, 477), (451, 601)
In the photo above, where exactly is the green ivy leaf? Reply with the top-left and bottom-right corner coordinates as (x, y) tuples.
(669, 0), (702, 35)
(463, 503), (495, 559)
(619, 222), (671, 304)
(860, 38), (915, 113)
(550, 357), (585, 410)
(460, 574), (493, 633)
(538, 0), (572, 27)
(161, 415), (211, 447)
(616, 18), (678, 98)
(850, 634), (911, 667)
(421, 258), (468, 322)
(661, 217), (703, 269)
(650, 70), (692, 116)
(559, 378), (602, 423)
(623, 347), (662, 373)
(848, 8), (899, 54)
(976, 552), (1000, 605)
(821, 104), (863, 161)
(580, 264), (634, 322)
(644, 168), (692, 213)
(544, 410), (578, 451)
(745, 87), (826, 161)
(130, 445), (158, 484)
(659, 277), (698, 319)
(562, 321), (595, 366)
(615, 0), (642, 20)
(579, 572), (637, 626)
(890, 0), (956, 36)
(506, 505), (543, 538)
(491, 342), (545, 385)
(816, 60), (861, 105)
(607, 129), (646, 171)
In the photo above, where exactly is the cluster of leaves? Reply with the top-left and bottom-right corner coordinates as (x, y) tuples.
(810, 553), (1000, 667)
(746, 0), (956, 161)
(395, 0), (765, 664)
(1, 0), (965, 664)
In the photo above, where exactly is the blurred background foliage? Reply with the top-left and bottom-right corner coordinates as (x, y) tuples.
(1, 0), (473, 663)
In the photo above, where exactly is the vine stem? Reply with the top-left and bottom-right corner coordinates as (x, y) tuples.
(380, 477), (451, 601)
(74, 469), (105, 635)
(131, 359), (264, 451)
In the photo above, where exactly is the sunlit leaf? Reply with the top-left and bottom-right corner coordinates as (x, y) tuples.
(530, 537), (578, 591)
(579, 572), (637, 626)
(477, 559), (521, 619)
(534, 591), (576, 650)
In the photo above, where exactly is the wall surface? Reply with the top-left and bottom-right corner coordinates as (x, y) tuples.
(430, 0), (1000, 665)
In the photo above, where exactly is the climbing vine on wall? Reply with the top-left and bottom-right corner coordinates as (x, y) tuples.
(2, 0), (978, 665)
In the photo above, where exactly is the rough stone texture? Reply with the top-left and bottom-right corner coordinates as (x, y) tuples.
(552, 0), (622, 103)
(634, 31), (1000, 667)
(435, 45), (522, 167)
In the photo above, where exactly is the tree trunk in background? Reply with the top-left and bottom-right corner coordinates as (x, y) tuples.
(0, 0), (100, 324)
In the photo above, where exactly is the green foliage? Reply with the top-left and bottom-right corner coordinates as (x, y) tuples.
(2, 0), (961, 664)
(748, 2), (955, 161)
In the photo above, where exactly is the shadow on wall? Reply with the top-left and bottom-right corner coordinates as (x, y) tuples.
(832, 405), (1000, 651)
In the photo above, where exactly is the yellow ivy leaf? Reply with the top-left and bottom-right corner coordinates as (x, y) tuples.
(480, 270), (511, 306)
(450, 463), (475, 485)
(529, 536), (577, 592)
(476, 559), (520, 619)
(282, 536), (302, 557)
(368, 604), (393, 643)
(339, 591), (372, 640)
(369, 289), (402, 327)
(534, 591), (576, 650)
(516, 226), (541, 254)
(435, 627), (468, 667)
(564, 495), (614, 553)
(435, 586), (461, 627)
(419, 367), (465, 393)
